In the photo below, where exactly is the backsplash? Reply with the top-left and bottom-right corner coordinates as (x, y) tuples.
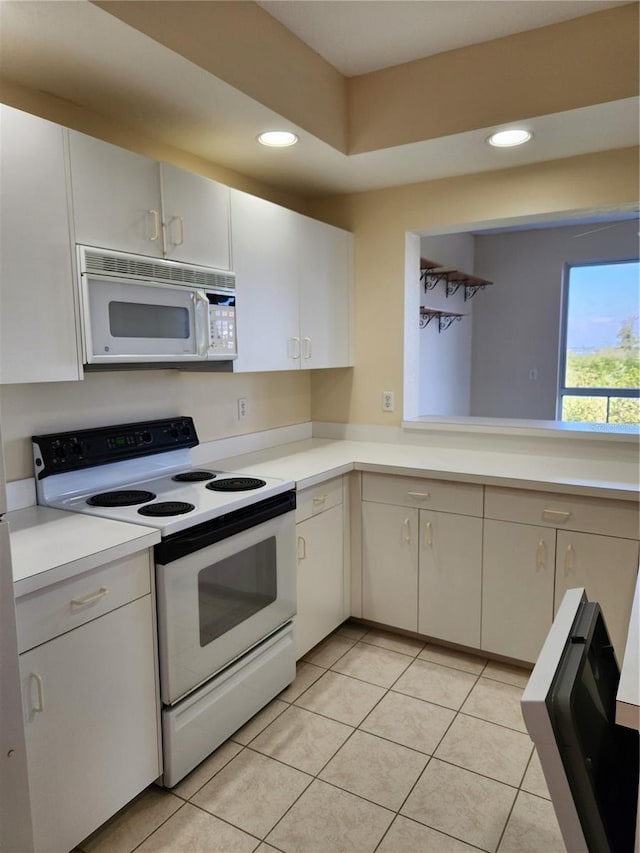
(0, 369), (311, 481)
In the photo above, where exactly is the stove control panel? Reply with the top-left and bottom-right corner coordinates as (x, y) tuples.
(33, 417), (199, 478)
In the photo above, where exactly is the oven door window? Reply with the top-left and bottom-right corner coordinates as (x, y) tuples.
(198, 537), (277, 647)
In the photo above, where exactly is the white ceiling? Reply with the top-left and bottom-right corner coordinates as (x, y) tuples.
(257, 0), (630, 76)
(0, 0), (637, 196)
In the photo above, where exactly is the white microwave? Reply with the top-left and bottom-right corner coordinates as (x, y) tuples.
(78, 246), (237, 365)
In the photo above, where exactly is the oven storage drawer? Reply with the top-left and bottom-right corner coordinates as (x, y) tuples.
(161, 622), (295, 787)
(16, 551), (152, 653)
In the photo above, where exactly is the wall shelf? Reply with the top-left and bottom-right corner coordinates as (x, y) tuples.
(419, 306), (465, 332)
(420, 257), (492, 301)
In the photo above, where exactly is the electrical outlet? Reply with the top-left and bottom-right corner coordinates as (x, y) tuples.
(237, 397), (248, 420)
(382, 390), (395, 412)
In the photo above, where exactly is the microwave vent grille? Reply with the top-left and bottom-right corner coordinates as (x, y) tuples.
(82, 249), (235, 291)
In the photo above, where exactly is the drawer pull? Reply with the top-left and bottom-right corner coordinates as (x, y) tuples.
(70, 587), (109, 608)
(564, 544), (575, 575)
(297, 536), (306, 561)
(312, 495), (328, 506)
(542, 509), (571, 523)
(30, 673), (44, 713)
(423, 521), (433, 547)
(407, 491), (430, 501)
(536, 539), (547, 571)
(403, 518), (411, 544)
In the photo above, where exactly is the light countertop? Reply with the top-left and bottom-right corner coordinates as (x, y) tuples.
(8, 434), (637, 597)
(8, 505), (160, 597)
(204, 437), (639, 501)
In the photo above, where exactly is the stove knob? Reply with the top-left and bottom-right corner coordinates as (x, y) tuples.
(169, 428), (179, 439)
(142, 431), (152, 443)
(181, 426), (191, 437)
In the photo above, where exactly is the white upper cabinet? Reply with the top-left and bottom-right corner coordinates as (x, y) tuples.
(68, 131), (231, 269)
(230, 189), (353, 372)
(298, 215), (352, 369)
(69, 131), (163, 258)
(230, 189), (300, 371)
(0, 106), (82, 384)
(160, 163), (230, 269)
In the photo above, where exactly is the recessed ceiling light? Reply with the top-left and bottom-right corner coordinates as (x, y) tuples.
(487, 129), (533, 148)
(257, 130), (298, 147)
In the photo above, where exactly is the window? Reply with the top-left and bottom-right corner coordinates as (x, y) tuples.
(559, 260), (639, 424)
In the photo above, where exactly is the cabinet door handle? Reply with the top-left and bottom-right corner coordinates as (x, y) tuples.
(407, 491), (430, 501)
(402, 518), (411, 544)
(170, 214), (184, 247)
(30, 673), (45, 713)
(70, 587), (109, 608)
(564, 544), (575, 575)
(303, 337), (312, 359)
(536, 539), (547, 571)
(297, 536), (306, 561)
(147, 209), (161, 242)
(288, 337), (301, 359)
(423, 521), (433, 547)
(542, 509), (571, 523)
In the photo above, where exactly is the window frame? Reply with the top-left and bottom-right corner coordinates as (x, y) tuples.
(557, 256), (640, 423)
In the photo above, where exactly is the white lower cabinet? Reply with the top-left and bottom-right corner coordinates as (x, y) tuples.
(18, 556), (160, 853)
(555, 530), (639, 662)
(295, 480), (347, 658)
(481, 520), (556, 663)
(418, 511), (482, 648)
(362, 502), (418, 632)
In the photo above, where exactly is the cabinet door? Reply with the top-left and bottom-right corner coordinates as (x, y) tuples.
(298, 216), (353, 369)
(161, 164), (230, 269)
(418, 510), (482, 648)
(482, 520), (555, 663)
(69, 130), (163, 257)
(0, 106), (81, 383)
(362, 503), (418, 631)
(295, 504), (346, 658)
(230, 189), (300, 371)
(20, 596), (160, 853)
(555, 531), (639, 662)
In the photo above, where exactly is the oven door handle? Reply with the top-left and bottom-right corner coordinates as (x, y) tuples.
(155, 490), (297, 564)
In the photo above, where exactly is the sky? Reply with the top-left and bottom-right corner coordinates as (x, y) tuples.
(566, 260), (640, 351)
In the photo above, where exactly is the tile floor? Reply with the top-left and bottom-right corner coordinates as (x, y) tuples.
(78, 623), (566, 853)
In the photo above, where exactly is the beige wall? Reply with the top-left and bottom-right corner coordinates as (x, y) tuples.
(1, 370), (311, 482)
(307, 146), (640, 426)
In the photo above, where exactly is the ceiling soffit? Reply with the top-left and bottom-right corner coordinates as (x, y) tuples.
(95, 1), (639, 156)
(92, 0), (348, 153)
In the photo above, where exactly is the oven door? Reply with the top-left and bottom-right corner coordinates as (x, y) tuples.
(156, 506), (296, 705)
(82, 274), (209, 363)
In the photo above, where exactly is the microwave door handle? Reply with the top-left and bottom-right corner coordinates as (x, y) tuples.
(194, 291), (210, 357)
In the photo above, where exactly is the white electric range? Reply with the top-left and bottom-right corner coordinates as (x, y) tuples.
(32, 417), (297, 787)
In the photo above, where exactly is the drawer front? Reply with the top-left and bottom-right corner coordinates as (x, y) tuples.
(362, 472), (483, 517)
(485, 486), (639, 539)
(296, 477), (343, 523)
(16, 551), (152, 653)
